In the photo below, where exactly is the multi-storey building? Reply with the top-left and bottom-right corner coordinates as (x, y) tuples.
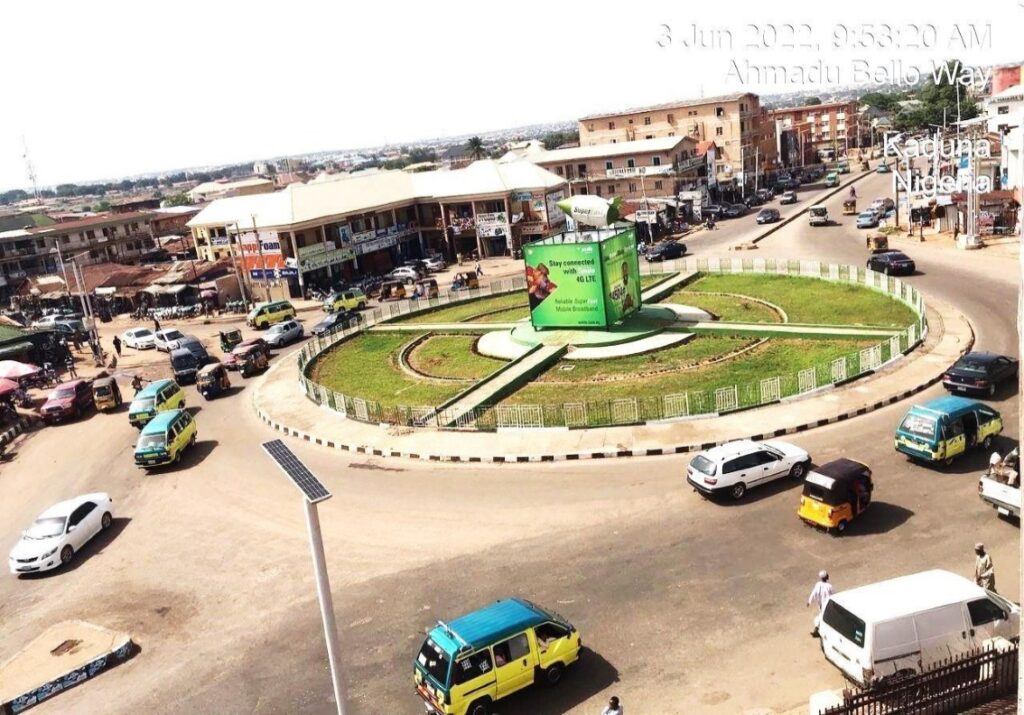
(530, 137), (704, 200)
(577, 92), (778, 191)
(770, 100), (864, 161)
(0, 211), (157, 294)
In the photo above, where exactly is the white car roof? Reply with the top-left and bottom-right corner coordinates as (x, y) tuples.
(126, 327), (153, 336)
(697, 440), (762, 462)
(38, 492), (110, 519)
(832, 570), (986, 622)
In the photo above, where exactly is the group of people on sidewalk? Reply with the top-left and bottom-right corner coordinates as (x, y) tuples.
(806, 544), (998, 638)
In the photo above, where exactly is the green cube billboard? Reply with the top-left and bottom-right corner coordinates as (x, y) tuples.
(523, 228), (641, 329)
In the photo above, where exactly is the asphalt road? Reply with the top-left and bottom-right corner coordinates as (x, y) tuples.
(0, 164), (1018, 715)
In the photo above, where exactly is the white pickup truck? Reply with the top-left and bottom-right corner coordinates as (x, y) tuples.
(979, 475), (1020, 520)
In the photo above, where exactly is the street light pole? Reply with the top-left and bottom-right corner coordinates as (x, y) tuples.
(252, 214), (272, 302)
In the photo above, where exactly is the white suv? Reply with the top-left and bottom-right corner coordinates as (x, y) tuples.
(686, 440), (811, 500)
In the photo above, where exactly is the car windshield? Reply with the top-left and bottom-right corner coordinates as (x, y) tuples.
(26, 516), (66, 539)
(172, 354), (197, 370)
(52, 386), (76, 399)
(810, 207), (826, 215)
(134, 329), (153, 338)
(161, 330), (183, 341)
(690, 454), (717, 476)
(131, 397), (156, 411)
(416, 638), (451, 686)
(94, 385), (111, 397)
(138, 433), (167, 449)
(900, 413), (936, 439)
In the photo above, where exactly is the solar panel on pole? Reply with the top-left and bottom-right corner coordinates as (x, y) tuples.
(262, 439), (332, 503)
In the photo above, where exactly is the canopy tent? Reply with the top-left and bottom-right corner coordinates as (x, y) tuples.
(0, 360), (40, 380)
(0, 377), (19, 397)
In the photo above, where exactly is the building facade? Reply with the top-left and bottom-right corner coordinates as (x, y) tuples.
(577, 92), (778, 191)
(187, 177), (276, 203)
(531, 137), (704, 200)
(770, 100), (864, 161)
(0, 211), (158, 294)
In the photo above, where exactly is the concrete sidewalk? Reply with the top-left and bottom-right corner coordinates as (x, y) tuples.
(251, 296), (972, 462)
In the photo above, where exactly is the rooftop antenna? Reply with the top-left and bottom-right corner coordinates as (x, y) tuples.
(22, 135), (40, 202)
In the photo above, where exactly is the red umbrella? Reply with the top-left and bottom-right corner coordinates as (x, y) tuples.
(0, 378), (18, 397)
(0, 361), (40, 380)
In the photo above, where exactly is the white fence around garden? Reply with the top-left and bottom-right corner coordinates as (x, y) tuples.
(296, 260), (927, 431)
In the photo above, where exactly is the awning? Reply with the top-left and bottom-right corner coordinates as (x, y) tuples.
(0, 342), (34, 360)
(142, 284), (190, 295)
(95, 287), (117, 296)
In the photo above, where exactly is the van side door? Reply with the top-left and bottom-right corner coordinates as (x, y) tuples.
(450, 649), (497, 709)
(943, 418), (966, 460)
(913, 604), (971, 669)
(491, 632), (536, 699)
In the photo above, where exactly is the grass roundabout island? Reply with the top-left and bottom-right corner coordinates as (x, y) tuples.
(304, 263), (925, 429)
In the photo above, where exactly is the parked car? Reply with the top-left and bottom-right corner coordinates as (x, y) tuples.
(387, 266), (420, 284)
(323, 288), (367, 313)
(870, 197), (895, 213)
(265, 319), (304, 347)
(779, 190), (798, 205)
(402, 260), (429, 278)
(311, 310), (362, 336)
(942, 352), (1019, 397)
(876, 163), (891, 173)
(41, 379), (95, 424)
(721, 203), (748, 219)
(702, 204), (724, 220)
(866, 250), (915, 275)
(645, 241), (686, 261)
(817, 570), (1019, 688)
(856, 210), (880, 229)
(8, 493), (114, 574)
(154, 328), (185, 352)
(755, 188), (774, 202)
(121, 327), (156, 350)
(743, 194), (764, 208)
(755, 208), (781, 224)
(686, 439), (811, 500)
(423, 254), (447, 271)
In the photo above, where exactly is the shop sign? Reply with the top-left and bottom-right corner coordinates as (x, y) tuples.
(355, 235), (398, 255)
(299, 247), (355, 271)
(298, 241), (338, 258)
(250, 267), (298, 279)
(516, 220), (546, 234)
(476, 211), (509, 238)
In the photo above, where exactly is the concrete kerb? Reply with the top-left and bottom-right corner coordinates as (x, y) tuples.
(0, 415), (42, 448)
(251, 297), (974, 462)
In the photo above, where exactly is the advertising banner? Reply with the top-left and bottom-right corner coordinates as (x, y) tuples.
(476, 211), (509, 238)
(298, 247), (355, 272)
(545, 190), (567, 227)
(237, 231), (281, 253)
(599, 229), (641, 325)
(524, 242), (604, 328)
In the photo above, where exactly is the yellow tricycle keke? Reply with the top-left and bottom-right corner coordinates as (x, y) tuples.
(379, 280), (407, 302)
(412, 278), (439, 300)
(450, 271), (479, 291)
(92, 376), (123, 412)
(797, 458), (874, 535)
(866, 233), (889, 253)
(238, 345), (270, 378)
(197, 362), (231, 400)
(842, 198), (857, 215)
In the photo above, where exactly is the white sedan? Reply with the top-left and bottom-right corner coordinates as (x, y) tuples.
(265, 319), (304, 347)
(9, 493), (114, 574)
(122, 327), (157, 350)
(154, 328), (185, 352)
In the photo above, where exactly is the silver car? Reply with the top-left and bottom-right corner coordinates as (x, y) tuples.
(265, 319), (304, 347)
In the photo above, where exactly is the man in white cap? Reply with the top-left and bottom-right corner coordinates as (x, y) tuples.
(807, 570), (835, 637)
(975, 544), (996, 591)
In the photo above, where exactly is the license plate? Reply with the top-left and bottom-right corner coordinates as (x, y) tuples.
(998, 507), (1011, 516)
(955, 385), (968, 392)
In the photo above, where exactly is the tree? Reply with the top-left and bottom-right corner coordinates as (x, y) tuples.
(163, 192), (192, 207)
(803, 96), (822, 106)
(466, 136), (486, 160)
(93, 200), (111, 212)
(860, 91), (901, 113)
(541, 130), (580, 150)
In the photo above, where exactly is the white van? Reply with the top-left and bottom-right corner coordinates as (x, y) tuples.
(819, 570), (1019, 688)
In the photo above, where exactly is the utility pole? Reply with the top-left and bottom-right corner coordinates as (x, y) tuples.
(252, 214), (272, 302)
(225, 224), (249, 306)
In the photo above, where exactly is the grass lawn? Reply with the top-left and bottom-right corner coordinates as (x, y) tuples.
(505, 338), (870, 405)
(665, 292), (781, 323)
(684, 273), (918, 327)
(392, 293), (528, 325)
(407, 335), (506, 380)
(310, 333), (466, 406)
(547, 336), (751, 383)
(476, 306), (531, 323)
(639, 274), (667, 289)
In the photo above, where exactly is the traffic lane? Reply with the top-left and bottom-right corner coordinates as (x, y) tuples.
(189, 399), (1019, 715)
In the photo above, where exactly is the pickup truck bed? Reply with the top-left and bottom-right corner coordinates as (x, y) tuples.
(979, 475), (1021, 520)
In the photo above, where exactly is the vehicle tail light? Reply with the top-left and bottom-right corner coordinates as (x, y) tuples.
(943, 374), (952, 381)
(975, 379), (987, 386)
(704, 477), (717, 485)
(979, 480), (985, 493)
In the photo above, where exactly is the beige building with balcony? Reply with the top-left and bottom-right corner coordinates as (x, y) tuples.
(770, 100), (863, 160)
(530, 136), (703, 200)
(577, 92), (778, 189)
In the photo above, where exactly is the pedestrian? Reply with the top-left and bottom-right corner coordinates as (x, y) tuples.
(475, 260), (482, 276)
(975, 543), (996, 591)
(153, 316), (161, 333)
(112, 335), (122, 357)
(601, 696), (623, 715)
(65, 355), (77, 379)
(807, 570), (835, 637)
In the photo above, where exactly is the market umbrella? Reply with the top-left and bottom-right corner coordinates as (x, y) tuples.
(0, 361), (40, 380)
(0, 378), (19, 397)
(200, 289), (218, 298)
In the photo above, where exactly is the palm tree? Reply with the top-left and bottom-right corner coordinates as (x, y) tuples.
(466, 136), (486, 160)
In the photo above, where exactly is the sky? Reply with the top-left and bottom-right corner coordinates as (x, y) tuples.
(1, 0), (1020, 192)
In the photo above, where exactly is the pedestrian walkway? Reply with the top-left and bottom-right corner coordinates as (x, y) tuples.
(251, 295), (972, 461)
(431, 344), (567, 427)
(640, 270), (697, 302)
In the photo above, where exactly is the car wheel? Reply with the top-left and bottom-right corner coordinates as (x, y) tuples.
(730, 483), (746, 500)
(790, 461), (808, 479)
(542, 663), (565, 686)
(101, 512), (112, 530)
(357, 302), (366, 310)
(60, 545), (74, 565)
(467, 699), (491, 715)
(834, 520), (848, 535)
(190, 434), (196, 447)
(944, 456), (955, 467)
(988, 383), (996, 397)
(982, 435), (994, 452)
(174, 450), (182, 464)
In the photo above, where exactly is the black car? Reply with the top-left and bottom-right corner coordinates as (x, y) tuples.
(866, 250), (915, 276)
(720, 203), (748, 219)
(645, 241), (686, 261)
(755, 188), (774, 202)
(779, 191), (798, 205)
(743, 194), (764, 208)
(755, 208), (780, 224)
(311, 310), (362, 336)
(702, 205), (724, 220)
(942, 352), (1019, 397)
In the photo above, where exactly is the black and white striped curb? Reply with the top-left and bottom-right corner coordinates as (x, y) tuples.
(0, 416), (39, 448)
